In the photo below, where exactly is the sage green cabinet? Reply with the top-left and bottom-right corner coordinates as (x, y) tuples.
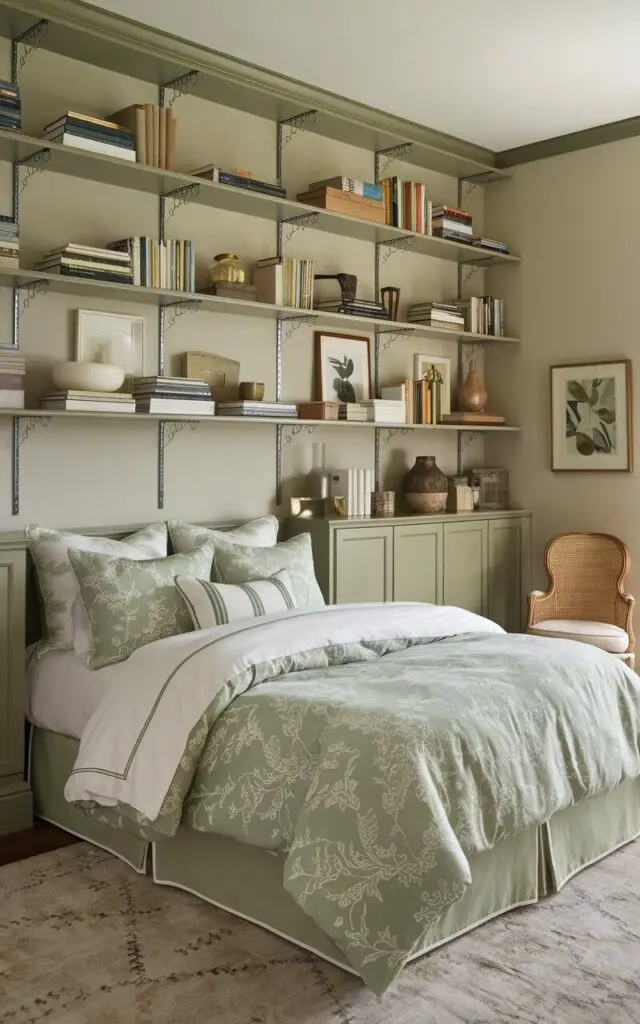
(334, 526), (393, 603)
(0, 545), (32, 836)
(488, 517), (532, 632)
(285, 512), (532, 628)
(443, 520), (488, 616)
(393, 522), (443, 604)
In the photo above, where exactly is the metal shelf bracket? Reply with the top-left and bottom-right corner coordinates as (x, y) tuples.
(374, 143), (414, 181)
(377, 236), (416, 264)
(11, 19), (48, 79)
(160, 183), (201, 225)
(456, 429), (478, 475)
(13, 149), (51, 222)
(12, 415), (50, 515)
(161, 298), (201, 333)
(159, 71), (199, 108)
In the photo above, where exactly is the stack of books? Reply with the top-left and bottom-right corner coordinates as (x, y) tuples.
(307, 176), (382, 200)
(407, 302), (465, 330)
(0, 351), (25, 408)
(108, 237), (195, 291)
(379, 177), (433, 235)
(41, 390), (135, 413)
(432, 206), (472, 243)
(297, 185), (386, 224)
(314, 297), (388, 319)
(135, 377), (215, 416)
(456, 296), (505, 336)
(330, 468), (375, 518)
(42, 111), (135, 162)
(216, 401), (297, 418)
(0, 80), (21, 131)
(192, 165), (286, 199)
(360, 399), (406, 424)
(35, 243), (133, 283)
(108, 104), (177, 168)
(337, 403), (368, 422)
(472, 236), (510, 255)
(0, 214), (19, 268)
(253, 257), (315, 309)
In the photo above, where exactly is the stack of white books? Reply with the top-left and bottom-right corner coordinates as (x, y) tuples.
(0, 350), (25, 408)
(360, 399), (406, 424)
(330, 467), (375, 518)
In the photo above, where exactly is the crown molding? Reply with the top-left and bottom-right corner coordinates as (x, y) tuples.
(497, 116), (640, 168)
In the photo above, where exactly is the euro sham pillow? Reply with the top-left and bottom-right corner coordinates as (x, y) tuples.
(168, 516), (279, 558)
(212, 532), (325, 608)
(27, 522), (168, 656)
(175, 569), (297, 630)
(68, 542), (214, 670)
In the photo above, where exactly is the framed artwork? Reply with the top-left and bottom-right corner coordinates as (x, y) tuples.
(550, 360), (632, 471)
(413, 353), (452, 415)
(75, 310), (145, 389)
(314, 331), (371, 403)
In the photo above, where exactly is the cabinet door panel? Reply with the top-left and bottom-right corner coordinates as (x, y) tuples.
(443, 521), (488, 616)
(334, 527), (393, 604)
(488, 517), (532, 632)
(393, 523), (443, 604)
(0, 552), (26, 779)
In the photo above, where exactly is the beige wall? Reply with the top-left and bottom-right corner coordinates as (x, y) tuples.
(484, 137), (640, 593)
(0, 40), (498, 531)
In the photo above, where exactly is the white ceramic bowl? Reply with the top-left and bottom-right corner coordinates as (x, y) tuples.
(51, 361), (125, 393)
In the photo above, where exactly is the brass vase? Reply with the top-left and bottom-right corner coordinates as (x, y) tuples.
(402, 455), (448, 513)
(209, 253), (246, 285)
(459, 359), (488, 413)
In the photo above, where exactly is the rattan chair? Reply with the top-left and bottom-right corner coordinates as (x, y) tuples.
(527, 532), (635, 669)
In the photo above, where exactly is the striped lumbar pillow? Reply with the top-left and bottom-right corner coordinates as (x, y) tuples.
(175, 569), (297, 629)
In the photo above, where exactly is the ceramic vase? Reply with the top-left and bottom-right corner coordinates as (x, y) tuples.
(402, 455), (448, 513)
(459, 359), (488, 413)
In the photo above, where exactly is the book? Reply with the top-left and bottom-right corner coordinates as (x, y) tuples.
(42, 398), (136, 413)
(108, 103), (146, 163)
(0, 389), (24, 408)
(43, 110), (125, 133)
(152, 104), (159, 168)
(136, 399), (215, 415)
(38, 265), (134, 284)
(166, 109), (177, 171)
(253, 258), (315, 309)
(45, 133), (137, 161)
(144, 103), (154, 165)
(47, 390), (133, 401)
(0, 374), (25, 389)
(43, 120), (134, 147)
(440, 412), (506, 425)
(307, 176), (383, 201)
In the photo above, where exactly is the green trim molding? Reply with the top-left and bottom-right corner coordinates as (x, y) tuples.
(497, 114), (640, 168)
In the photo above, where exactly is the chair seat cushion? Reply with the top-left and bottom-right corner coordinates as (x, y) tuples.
(528, 619), (629, 654)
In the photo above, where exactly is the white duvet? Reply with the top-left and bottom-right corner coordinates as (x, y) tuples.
(65, 603), (503, 820)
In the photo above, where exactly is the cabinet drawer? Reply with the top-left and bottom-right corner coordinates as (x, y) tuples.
(334, 527), (393, 603)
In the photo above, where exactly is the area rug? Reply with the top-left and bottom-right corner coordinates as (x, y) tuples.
(1, 841), (639, 1024)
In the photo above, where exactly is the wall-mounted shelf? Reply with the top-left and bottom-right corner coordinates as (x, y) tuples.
(1, 268), (519, 345)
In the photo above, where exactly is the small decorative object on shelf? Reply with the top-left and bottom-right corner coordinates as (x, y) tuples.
(238, 381), (265, 401)
(51, 360), (125, 393)
(447, 476), (474, 512)
(191, 164), (287, 199)
(315, 272), (357, 303)
(0, 79), (21, 132)
(0, 350), (25, 409)
(315, 331), (371, 403)
(183, 352), (239, 402)
(298, 401), (339, 420)
(469, 468), (509, 510)
(459, 358), (488, 413)
(380, 286), (400, 321)
(307, 441), (331, 514)
(371, 491), (395, 518)
(253, 256), (315, 308)
(109, 103), (177, 168)
(402, 455), (448, 513)
(414, 354), (451, 421)
(209, 253), (246, 286)
(290, 497), (326, 519)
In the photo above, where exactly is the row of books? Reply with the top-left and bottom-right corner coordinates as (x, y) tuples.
(0, 350), (25, 409)
(408, 302), (465, 329)
(0, 79), (20, 132)
(253, 257), (315, 309)
(110, 104), (177, 169)
(135, 377), (214, 415)
(192, 165), (286, 199)
(458, 296), (505, 336)
(108, 237), (195, 292)
(380, 379), (443, 425)
(379, 177), (433, 235)
(330, 468), (376, 518)
(35, 243), (133, 283)
(0, 215), (19, 269)
(432, 205), (472, 243)
(43, 111), (136, 162)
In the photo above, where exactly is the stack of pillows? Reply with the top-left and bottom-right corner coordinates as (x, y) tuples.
(27, 517), (325, 671)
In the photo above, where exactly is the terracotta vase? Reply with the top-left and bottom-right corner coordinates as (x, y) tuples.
(459, 359), (488, 413)
(402, 455), (448, 513)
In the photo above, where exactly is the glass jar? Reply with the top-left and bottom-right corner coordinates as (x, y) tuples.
(208, 253), (246, 285)
(308, 442), (331, 513)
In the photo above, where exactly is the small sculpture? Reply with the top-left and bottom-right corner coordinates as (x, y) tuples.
(314, 273), (357, 303)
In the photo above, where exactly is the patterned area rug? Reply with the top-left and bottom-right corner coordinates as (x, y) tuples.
(1, 841), (639, 1024)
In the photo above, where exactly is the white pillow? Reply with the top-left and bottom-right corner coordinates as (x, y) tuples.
(27, 522), (168, 656)
(168, 516), (279, 557)
(175, 569), (297, 630)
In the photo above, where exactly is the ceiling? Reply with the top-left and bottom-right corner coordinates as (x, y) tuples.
(86, 0), (640, 153)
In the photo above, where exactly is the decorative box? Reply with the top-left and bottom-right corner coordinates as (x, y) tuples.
(469, 467), (509, 510)
(298, 401), (340, 420)
(296, 187), (387, 225)
(447, 479), (474, 512)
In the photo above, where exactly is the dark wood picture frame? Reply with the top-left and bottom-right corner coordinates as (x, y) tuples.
(550, 358), (633, 472)
(314, 331), (372, 403)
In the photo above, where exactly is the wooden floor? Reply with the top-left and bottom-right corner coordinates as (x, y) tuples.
(0, 819), (78, 867)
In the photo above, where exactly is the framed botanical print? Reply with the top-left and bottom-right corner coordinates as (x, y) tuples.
(314, 331), (371, 403)
(550, 360), (632, 471)
(75, 310), (145, 390)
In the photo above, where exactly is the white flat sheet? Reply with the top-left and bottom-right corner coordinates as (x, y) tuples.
(27, 648), (116, 740)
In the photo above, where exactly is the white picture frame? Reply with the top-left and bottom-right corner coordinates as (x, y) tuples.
(75, 310), (145, 389)
(413, 353), (452, 415)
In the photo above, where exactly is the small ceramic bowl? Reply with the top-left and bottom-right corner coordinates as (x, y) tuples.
(51, 361), (125, 393)
(239, 381), (265, 401)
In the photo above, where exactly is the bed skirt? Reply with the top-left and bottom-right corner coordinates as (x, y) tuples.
(30, 726), (640, 972)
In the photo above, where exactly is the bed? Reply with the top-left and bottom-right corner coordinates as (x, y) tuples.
(27, 597), (640, 995)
